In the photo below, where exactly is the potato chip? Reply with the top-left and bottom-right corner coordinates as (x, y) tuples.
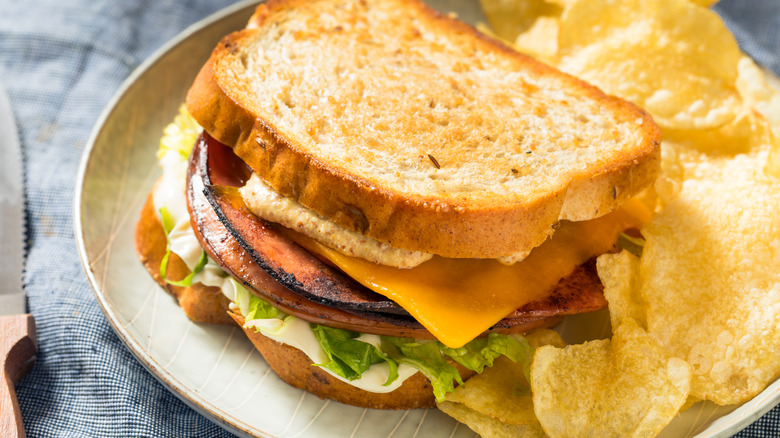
(438, 329), (564, 437)
(640, 156), (780, 404)
(525, 328), (566, 349)
(545, 0), (574, 7)
(654, 108), (779, 202)
(680, 395), (702, 412)
(444, 356), (545, 436)
(437, 401), (544, 438)
(557, 0), (742, 131)
(474, 0), (780, 435)
(737, 56), (780, 134)
(531, 319), (691, 437)
(479, 0), (563, 43)
(767, 142), (780, 178)
(513, 16), (559, 62)
(651, 140), (689, 204)
(597, 251), (646, 330)
(663, 109), (777, 156)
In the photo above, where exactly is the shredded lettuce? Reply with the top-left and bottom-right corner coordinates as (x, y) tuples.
(232, 278), (287, 332)
(312, 325), (399, 385)
(382, 337), (464, 401)
(245, 289), (283, 321)
(157, 105), (201, 161)
(231, 277), (252, 317)
(228, 263), (535, 399)
(384, 333), (534, 401)
(158, 206), (207, 287)
(237, 293), (400, 385)
(441, 333), (534, 382)
(617, 232), (646, 257)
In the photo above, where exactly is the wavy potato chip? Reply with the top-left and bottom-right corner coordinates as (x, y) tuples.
(531, 320), (691, 438)
(438, 330), (564, 437)
(640, 156), (780, 405)
(437, 401), (545, 438)
(597, 251), (646, 330)
(514, 15), (559, 62)
(442, 356), (545, 437)
(768, 142), (780, 178)
(557, 0), (741, 131)
(478, 0), (562, 43)
(525, 328), (566, 349)
(737, 57), (780, 133)
(663, 109), (778, 157)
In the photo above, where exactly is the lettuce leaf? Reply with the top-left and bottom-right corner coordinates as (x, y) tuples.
(382, 337), (464, 401)
(158, 206), (207, 287)
(237, 293), (401, 386)
(617, 232), (646, 257)
(229, 275), (534, 399)
(441, 333), (534, 382)
(312, 325), (399, 385)
(244, 286), (282, 320)
(384, 333), (535, 401)
(157, 105), (201, 161)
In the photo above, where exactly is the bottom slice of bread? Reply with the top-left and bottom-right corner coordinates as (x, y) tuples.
(135, 190), (233, 325)
(229, 311), (467, 409)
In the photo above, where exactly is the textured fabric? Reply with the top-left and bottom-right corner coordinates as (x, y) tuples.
(0, 0), (777, 436)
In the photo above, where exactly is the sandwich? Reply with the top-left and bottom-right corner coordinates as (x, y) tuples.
(135, 0), (661, 410)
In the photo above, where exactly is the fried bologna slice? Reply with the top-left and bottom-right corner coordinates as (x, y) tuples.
(187, 133), (563, 337)
(187, 0), (661, 258)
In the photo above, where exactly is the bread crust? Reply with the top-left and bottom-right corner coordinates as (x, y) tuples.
(230, 311), (475, 409)
(186, 0), (661, 258)
(135, 190), (233, 325)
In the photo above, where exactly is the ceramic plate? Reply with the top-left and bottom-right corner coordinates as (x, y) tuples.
(74, 1), (780, 436)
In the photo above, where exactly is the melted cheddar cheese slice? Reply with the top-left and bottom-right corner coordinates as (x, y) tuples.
(289, 200), (649, 348)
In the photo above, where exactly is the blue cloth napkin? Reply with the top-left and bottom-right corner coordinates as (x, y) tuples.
(0, 0), (777, 436)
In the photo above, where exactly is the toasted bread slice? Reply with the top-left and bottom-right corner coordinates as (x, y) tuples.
(186, 0), (661, 258)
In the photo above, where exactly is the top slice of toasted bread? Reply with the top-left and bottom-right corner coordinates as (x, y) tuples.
(186, 0), (661, 258)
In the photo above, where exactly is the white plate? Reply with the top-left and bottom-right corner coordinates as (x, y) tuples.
(74, 1), (780, 436)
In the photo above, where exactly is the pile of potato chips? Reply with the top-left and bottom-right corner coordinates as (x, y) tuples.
(440, 0), (780, 436)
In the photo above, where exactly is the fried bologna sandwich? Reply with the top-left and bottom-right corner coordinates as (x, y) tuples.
(135, 0), (661, 409)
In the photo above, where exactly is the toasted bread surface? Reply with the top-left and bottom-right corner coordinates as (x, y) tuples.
(187, 0), (660, 258)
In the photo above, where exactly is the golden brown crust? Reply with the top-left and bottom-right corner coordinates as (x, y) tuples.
(187, 0), (661, 258)
(230, 311), (475, 409)
(135, 190), (233, 325)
